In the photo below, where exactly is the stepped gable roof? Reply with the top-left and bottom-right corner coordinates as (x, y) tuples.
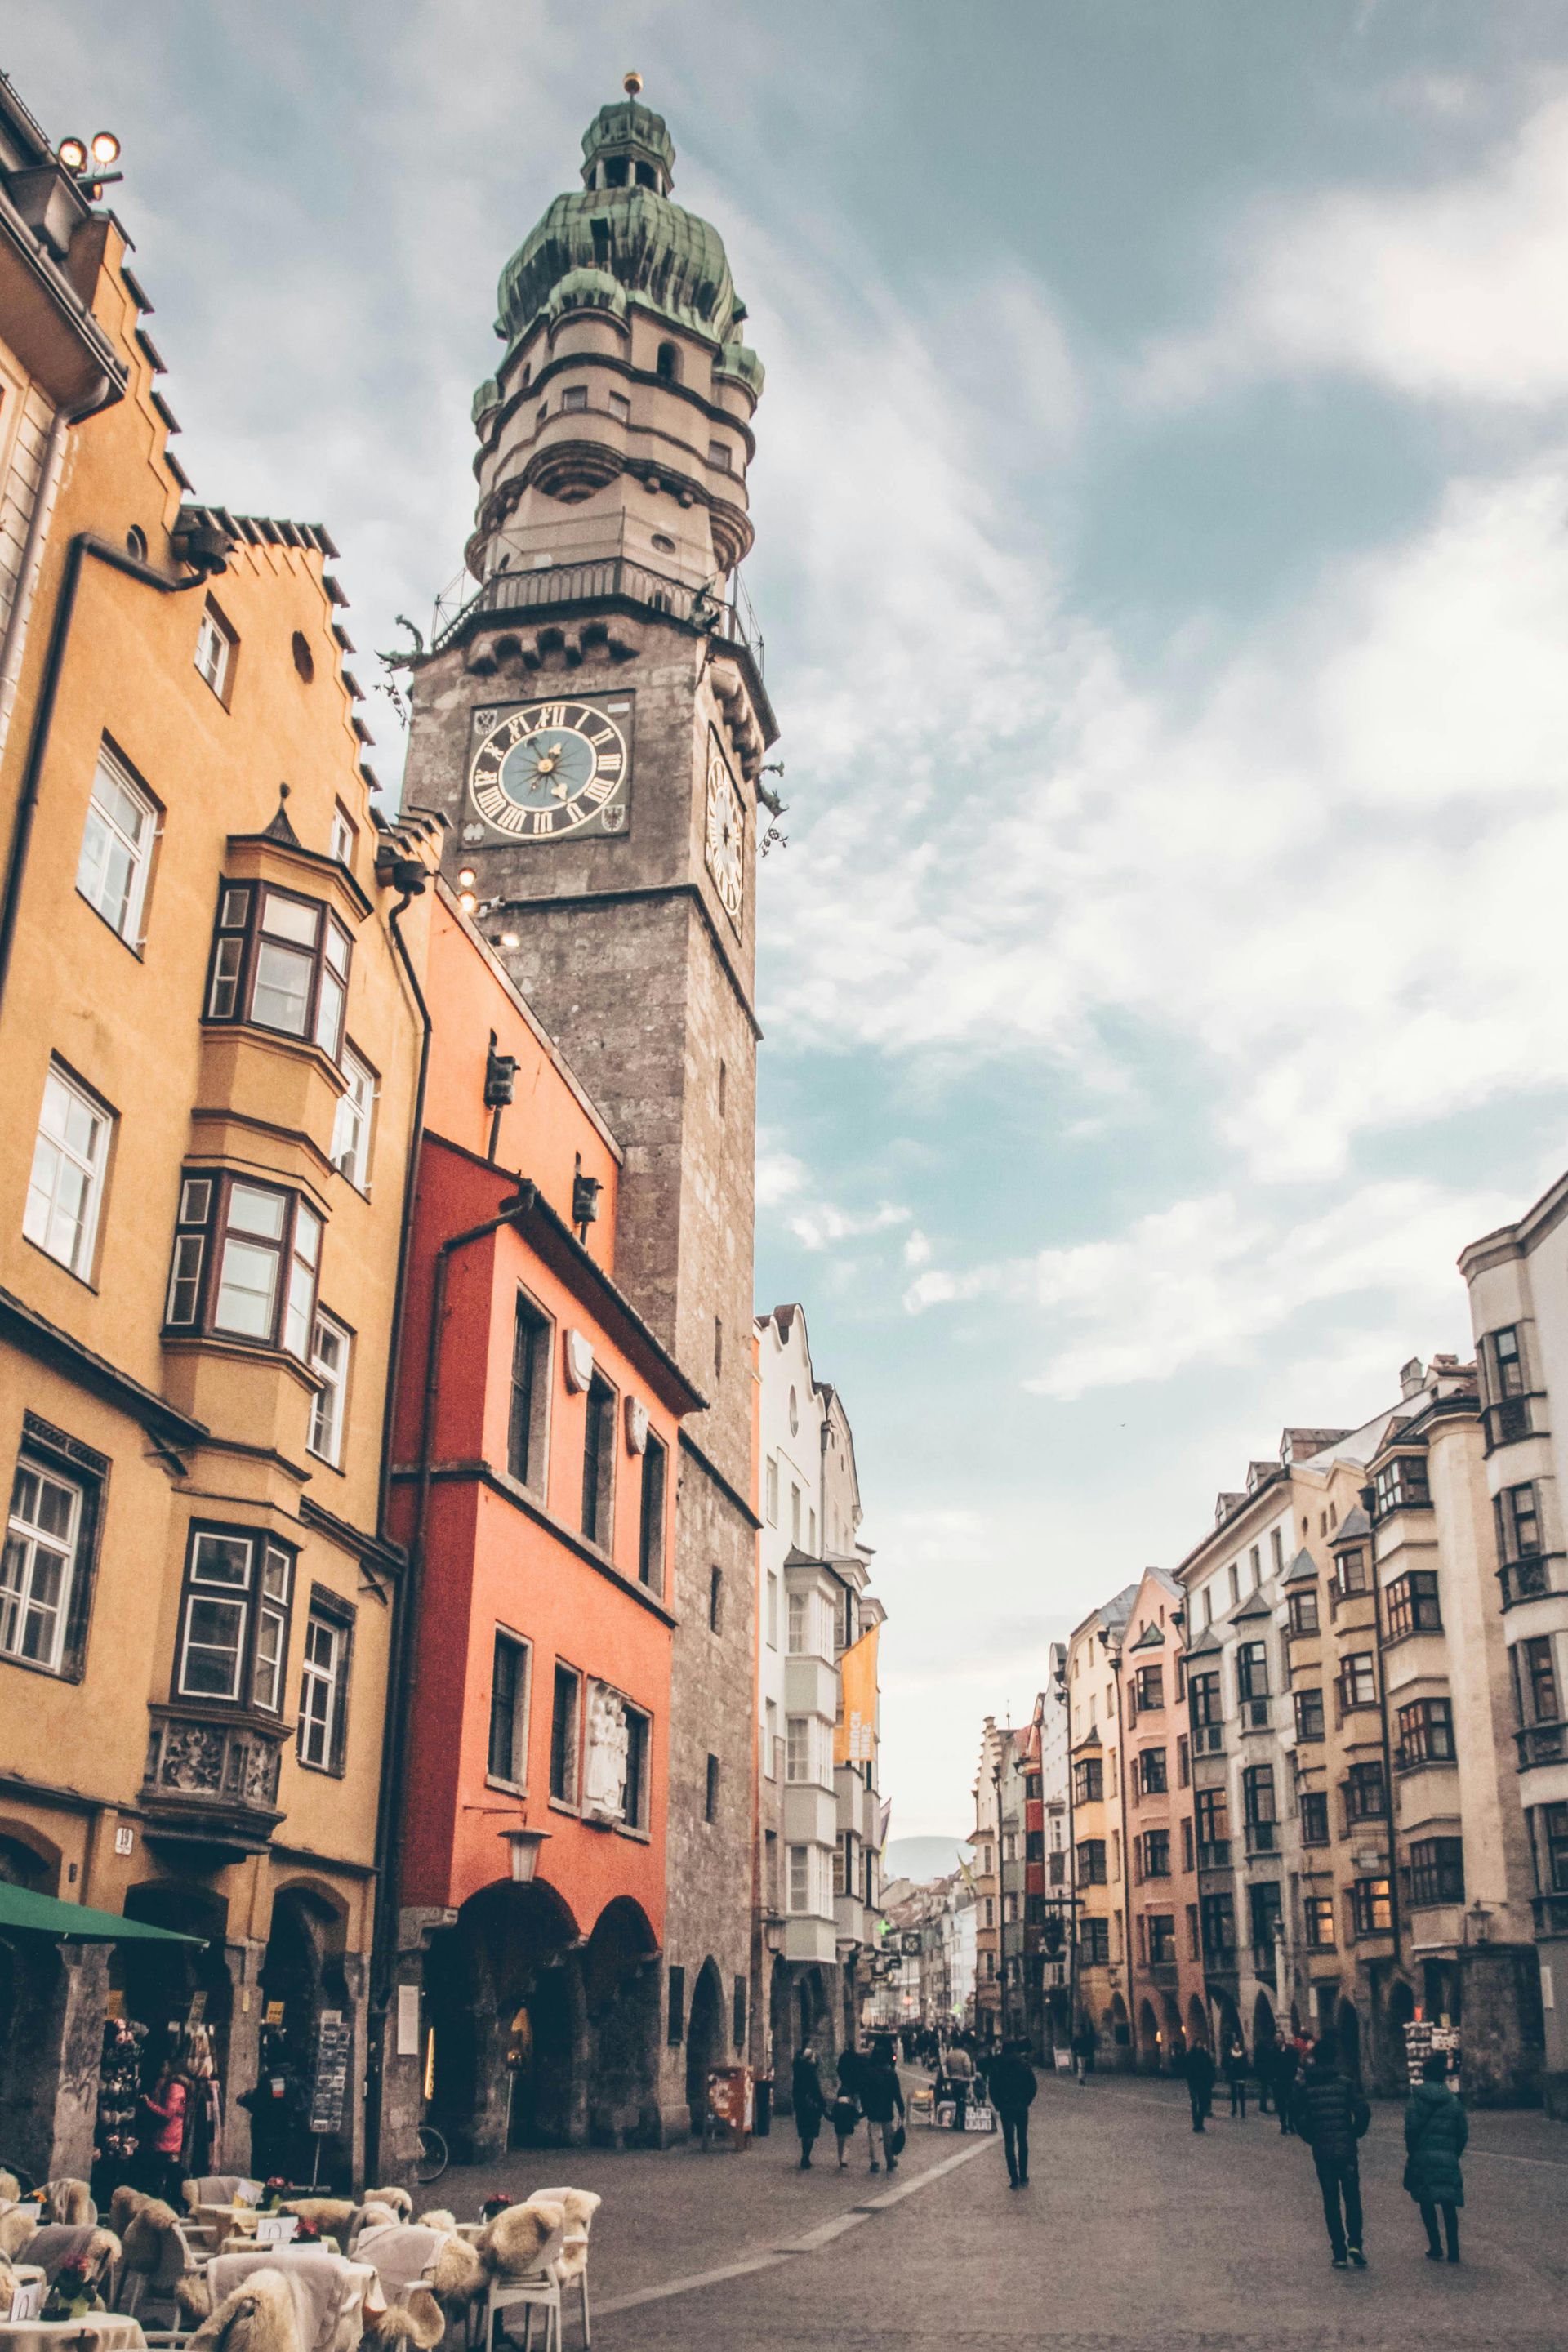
(178, 502), (338, 558)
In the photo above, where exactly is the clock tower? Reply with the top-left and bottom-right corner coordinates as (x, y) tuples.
(401, 82), (773, 2136)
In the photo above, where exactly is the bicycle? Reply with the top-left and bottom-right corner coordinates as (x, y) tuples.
(414, 2123), (448, 2185)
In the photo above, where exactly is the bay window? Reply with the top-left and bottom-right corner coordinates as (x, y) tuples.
(174, 1526), (294, 1713)
(205, 882), (352, 1059)
(1408, 1838), (1464, 1908)
(1396, 1696), (1454, 1766)
(164, 1171), (323, 1361)
(1385, 1570), (1443, 1640)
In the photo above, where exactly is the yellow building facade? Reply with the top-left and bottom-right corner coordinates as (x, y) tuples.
(0, 169), (424, 2186)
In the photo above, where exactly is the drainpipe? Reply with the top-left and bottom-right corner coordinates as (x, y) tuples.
(0, 531), (218, 1013)
(365, 1175), (536, 2174)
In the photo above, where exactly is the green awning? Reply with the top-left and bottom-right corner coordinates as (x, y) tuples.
(0, 1882), (206, 1945)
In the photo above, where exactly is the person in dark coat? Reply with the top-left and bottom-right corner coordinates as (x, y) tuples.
(1183, 2042), (1216, 2132)
(1267, 2037), (1300, 2133)
(858, 2046), (906, 2173)
(792, 2044), (826, 2170)
(1223, 2035), (1250, 2120)
(988, 2040), (1038, 2188)
(1404, 2051), (1468, 2263)
(1292, 2041), (1371, 2267)
(1070, 2020), (1095, 2085)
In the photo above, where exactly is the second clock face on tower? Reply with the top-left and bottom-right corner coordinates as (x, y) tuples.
(468, 697), (632, 840)
(705, 737), (746, 929)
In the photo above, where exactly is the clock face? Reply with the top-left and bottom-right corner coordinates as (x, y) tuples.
(468, 697), (630, 840)
(705, 739), (745, 926)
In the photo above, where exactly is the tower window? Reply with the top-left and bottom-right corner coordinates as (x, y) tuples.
(656, 341), (679, 385)
(604, 156), (629, 186)
(608, 391), (630, 422)
(708, 440), (732, 471)
(635, 161), (657, 188)
(560, 385), (587, 413)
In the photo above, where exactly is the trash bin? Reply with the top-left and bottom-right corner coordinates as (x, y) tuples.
(754, 2074), (773, 2136)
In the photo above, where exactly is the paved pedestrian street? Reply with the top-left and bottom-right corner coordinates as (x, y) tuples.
(443, 2072), (1568, 2352)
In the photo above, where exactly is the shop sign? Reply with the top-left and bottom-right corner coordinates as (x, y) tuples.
(265, 2001), (286, 2027)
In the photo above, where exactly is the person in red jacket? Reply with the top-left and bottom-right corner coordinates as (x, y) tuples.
(140, 2060), (190, 2206)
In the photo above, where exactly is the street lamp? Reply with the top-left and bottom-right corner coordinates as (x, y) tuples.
(498, 1824), (550, 1883)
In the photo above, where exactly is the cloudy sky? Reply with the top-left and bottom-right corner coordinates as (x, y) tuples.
(16, 2), (1568, 1837)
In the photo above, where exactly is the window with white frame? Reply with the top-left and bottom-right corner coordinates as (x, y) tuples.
(331, 1047), (376, 1188)
(193, 599), (237, 702)
(206, 884), (352, 1060)
(297, 1596), (353, 1772)
(165, 1171), (322, 1361)
(24, 1062), (112, 1279)
(174, 1526), (293, 1712)
(76, 746), (156, 943)
(2, 1454), (82, 1671)
(786, 1713), (829, 1785)
(764, 1455), (778, 1526)
(328, 804), (356, 866)
(308, 1311), (350, 1466)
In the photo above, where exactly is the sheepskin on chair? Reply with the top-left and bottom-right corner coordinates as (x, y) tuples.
(0, 2208), (38, 2262)
(362, 2187), (412, 2222)
(475, 2203), (564, 2278)
(354, 2222), (484, 2314)
(176, 2270), (215, 2328)
(43, 2179), (94, 2226)
(187, 2266), (303, 2352)
(27, 2224), (121, 2286)
(0, 2171), (20, 2202)
(363, 2287), (444, 2352)
(553, 2191), (599, 2283)
(413, 2212), (454, 2233)
(282, 2198), (359, 2238)
(109, 2185), (150, 2242)
(121, 2197), (190, 2292)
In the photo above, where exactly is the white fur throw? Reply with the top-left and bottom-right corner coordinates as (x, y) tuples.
(43, 2179), (94, 2227)
(362, 2188), (412, 2222)
(475, 2203), (564, 2279)
(27, 2224), (121, 2284)
(188, 2265), (304, 2352)
(364, 2284), (444, 2350)
(121, 2197), (190, 2289)
(0, 2210), (38, 2263)
(204, 2249), (367, 2352)
(354, 2224), (484, 2311)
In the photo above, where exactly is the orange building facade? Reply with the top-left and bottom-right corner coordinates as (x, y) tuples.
(380, 884), (702, 2161)
(1119, 1567), (1206, 2069)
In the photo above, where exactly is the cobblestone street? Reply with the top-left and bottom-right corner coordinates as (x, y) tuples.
(442, 2072), (1568, 2351)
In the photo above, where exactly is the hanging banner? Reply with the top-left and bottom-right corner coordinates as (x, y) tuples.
(834, 1625), (879, 1766)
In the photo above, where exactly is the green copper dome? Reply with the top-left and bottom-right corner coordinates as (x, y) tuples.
(494, 97), (754, 354)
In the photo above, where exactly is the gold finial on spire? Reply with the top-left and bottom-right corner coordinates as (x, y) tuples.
(623, 70), (644, 96)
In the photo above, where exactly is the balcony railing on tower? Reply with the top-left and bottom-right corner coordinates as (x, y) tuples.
(430, 557), (764, 671)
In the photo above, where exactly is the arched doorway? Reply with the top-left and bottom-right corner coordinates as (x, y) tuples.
(1187, 1995), (1209, 2053)
(1336, 1997), (1361, 2086)
(424, 1878), (585, 2161)
(1253, 1990), (1276, 2059)
(1137, 1998), (1161, 2074)
(1161, 1996), (1185, 2067)
(684, 1958), (725, 2133)
(1107, 1993), (1132, 2068)
(581, 1898), (660, 2145)
(114, 1882), (233, 2086)
(256, 1885), (351, 2184)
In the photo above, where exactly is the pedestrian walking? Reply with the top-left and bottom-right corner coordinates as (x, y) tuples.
(943, 2038), (975, 2129)
(1292, 2040), (1371, 2269)
(829, 2078), (861, 2170)
(1183, 2041), (1216, 2132)
(988, 2038), (1038, 2189)
(859, 2042), (906, 2173)
(1223, 2034), (1250, 2120)
(140, 2057), (190, 2206)
(1404, 2051), (1468, 2264)
(792, 2043), (826, 2171)
(1268, 2036), (1300, 2133)
(1071, 2020), (1095, 2085)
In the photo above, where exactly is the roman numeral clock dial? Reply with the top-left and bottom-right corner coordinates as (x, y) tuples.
(468, 697), (632, 839)
(705, 736), (746, 928)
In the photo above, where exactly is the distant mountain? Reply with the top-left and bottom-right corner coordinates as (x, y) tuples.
(884, 1834), (969, 1884)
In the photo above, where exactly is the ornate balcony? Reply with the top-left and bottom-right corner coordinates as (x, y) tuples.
(142, 1704), (286, 1854)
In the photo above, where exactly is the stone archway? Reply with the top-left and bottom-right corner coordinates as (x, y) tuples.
(684, 1958), (726, 2134)
(116, 1882), (234, 2086)
(581, 1897), (661, 2145)
(1137, 1998), (1161, 2074)
(256, 1884), (352, 2183)
(1252, 1990), (1276, 2059)
(1187, 1994), (1210, 2053)
(424, 1877), (586, 2161)
(1107, 1992), (1132, 2069)
(1161, 1995), (1185, 2066)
